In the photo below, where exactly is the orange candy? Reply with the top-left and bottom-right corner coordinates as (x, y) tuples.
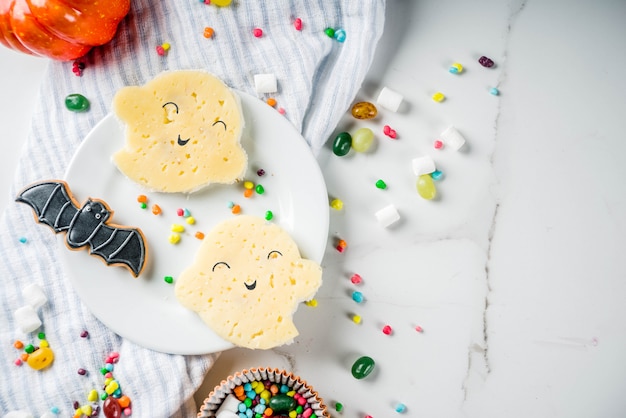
(231, 204), (241, 214)
(13, 340), (23, 349)
(243, 189), (254, 198)
(266, 98), (277, 107)
(195, 231), (205, 240)
(204, 27), (215, 38)
(152, 204), (162, 215)
(118, 395), (131, 408)
(137, 195), (148, 203)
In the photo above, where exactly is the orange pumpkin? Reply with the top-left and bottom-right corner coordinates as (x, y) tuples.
(0, 0), (130, 61)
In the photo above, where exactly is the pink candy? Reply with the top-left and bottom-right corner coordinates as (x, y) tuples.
(294, 18), (303, 31)
(382, 325), (392, 335)
(383, 125), (397, 139)
(350, 274), (362, 284)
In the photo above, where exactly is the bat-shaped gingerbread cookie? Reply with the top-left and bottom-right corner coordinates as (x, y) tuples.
(16, 180), (147, 277)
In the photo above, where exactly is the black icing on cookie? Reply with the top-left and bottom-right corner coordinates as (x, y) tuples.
(16, 180), (147, 277)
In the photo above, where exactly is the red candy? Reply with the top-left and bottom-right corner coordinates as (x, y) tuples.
(294, 18), (303, 31)
(433, 139), (444, 149)
(253, 28), (263, 38)
(383, 125), (397, 139)
(350, 274), (362, 284)
(382, 325), (392, 335)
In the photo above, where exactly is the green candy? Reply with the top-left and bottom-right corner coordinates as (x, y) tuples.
(332, 132), (352, 156)
(255, 184), (265, 195)
(375, 179), (387, 189)
(269, 394), (297, 413)
(351, 127), (374, 152)
(65, 93), (90, 112)
(351, 355), (375, 379)
(324, 28), (335, 38)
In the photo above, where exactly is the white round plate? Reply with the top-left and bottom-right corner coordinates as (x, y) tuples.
(61, 91), (329, 355)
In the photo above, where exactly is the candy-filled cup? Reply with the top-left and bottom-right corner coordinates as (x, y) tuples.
(198, 367), (329, 418)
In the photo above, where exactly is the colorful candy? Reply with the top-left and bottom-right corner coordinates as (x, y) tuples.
(164, 276), (174, 284)
(265, 210), (274, 221)
(382, 325), (393, 335)
(351, 128), (374, 152)
(351, 101), (377, 119)
(294, 18), (303, 31)
(352, 314), (362, 324)
(395, 403), (407, 413)
(203, 27), (215, 38)
(330, 198), (343, 210)
(212, 0), (232, 6)
(255, 184), (265, 194)
(351, 355), (375, 379)
(490, 87), (500, 95)
(352, 291), (364, 303)
(416, 174), (437, 200)
(449, 62), (463, 74)
(334, 29), (346, 42)
(324, 28), (335, 38)
(432, 92), (445, 102)
(253, 28), (263, 38)
(375, 179), (387, 189)
(433, 139), (444, 149)
(478, 55), (495, 67)
(65, 94), (90, 112)
(383, 125), (397, 139)
(350, 274), (362, 284)
(332, 132), (352, 156)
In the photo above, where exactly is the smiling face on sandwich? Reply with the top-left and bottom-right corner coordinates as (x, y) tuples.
(112, 70), (247, 193)
(174, 215), (322, 349)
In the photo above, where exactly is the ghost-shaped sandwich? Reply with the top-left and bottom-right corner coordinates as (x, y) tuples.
(175, 215), (322, 349)
(112, 70), (247, 193)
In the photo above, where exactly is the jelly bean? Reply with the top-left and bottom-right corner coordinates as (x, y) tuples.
(294, 18), (303, 31)
(88, 390), (99, 402)
(478, 56), (495, 67)
(449, 62), (463, 74)
(432, 92), (445, 102)
(375, 179), (387, 189)
(351, 101), (377, 119)
(65, 94), (90, 112)
(351, 355), (375, 379)
(334, 28), (346, 42)
(171, 224), (185, 232)
(416, 174), (437, 200)
(212, 0), (232, 6)
(13, 340), (23, 349)
(415, 325), (424, 333)
(152, 204), (162, 215)
(351, 128), (374, 152)
(81, 405), (93, 416)
(352, 291), (364, 303)
(490, 87), (500, 95)
(332, 132), (352, 156)
(204, 27), (215, 38)
(105, 380), (119, 395)
(103, 397), (122, 418)
(232, 204), (241, 214)
(156, 45), (165, 55)
(26, 347), (54, 370)
(265, 210), (273, 221)
(324, 28), (335, 38)
(244, 181), (254, 189)
(77, 368), (87, 375)
(137, 195), (147, 203)
(330, 198), (343, 210)
(186, 216), (196, 225)
(244, 189), (254, 198)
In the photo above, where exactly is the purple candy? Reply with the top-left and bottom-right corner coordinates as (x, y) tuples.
(478, 56), (495, 68)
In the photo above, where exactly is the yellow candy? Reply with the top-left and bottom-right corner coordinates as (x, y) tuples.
(81, 405), (93, 416)
(162, 43), (170, 51)
(305, 299), (318, 307)
(105, 380), (120, 395)
(432, 92), (445, 102)
(330, 198), (343, 210)
(212, 0), (232, 5)
(244, 181), (255, 190)
(289, 411), (297, 418)
(416, 174), (437, 200)
(39, 339), (49, 348)
(186, 216), (196, 225)
(87, 390), (99, 402)
(351, 127), (374, 152)
(352, 314), (362, 324)
(26, 347), (54, 370)
(104, 377), (113, 385)
(169, 234), (181, 244)
(171, 224), (185, 232)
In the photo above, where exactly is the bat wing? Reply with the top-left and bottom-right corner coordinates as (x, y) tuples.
(87, 223), (147, 277)
(16, 181), (79, 233)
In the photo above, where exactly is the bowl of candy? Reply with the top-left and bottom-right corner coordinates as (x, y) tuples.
(198, 367), (329, 418)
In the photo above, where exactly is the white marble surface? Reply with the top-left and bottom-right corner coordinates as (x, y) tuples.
(2, 1), (626, 417)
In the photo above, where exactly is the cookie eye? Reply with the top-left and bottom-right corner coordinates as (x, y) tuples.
(267, 250), (282, 259)
(212, 261), (230, 272)
(212, 120), (227, 130)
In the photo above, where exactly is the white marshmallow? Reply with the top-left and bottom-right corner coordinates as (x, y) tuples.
(376, 87), (403, 112)
(4, 411), (34, 418)
(254, 73), (277, 94)
(412, 156), (436, 176)
(216, 394), (241, 416)
(14, 305), (41, 333)
(440, 126), (466, 151)
(375, 204), (401, 228)
(22, 283), (47, 309)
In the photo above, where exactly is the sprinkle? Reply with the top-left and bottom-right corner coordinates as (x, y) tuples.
(14, 358), (22, 366)
(164, 276), (174, 284)
(415, 325), (424, 333)
(382, 325), (393, 335)
(350, 274), (362, 284)
(266, 98), (276, 107)
(137, 195), (147, 204)
(257, 168), (266, 176)
(152, 204), (162, 215)
(375, 179), (387, 189)
(186, 216), (196, 225)
(395, 403), (407, 413)
(19, 237), (27, 243)
(489, 87), (500, 95)
(265, 210), (273, 221)
(304, 299), (317, 307)
(432, 92), (445, 102)
(433, 139), (444, 149)
(335, 402), (343, 412)
(352, 314), (361, 324)
(203, 27), (215, 38)
(80, 330), (89, 338)
(294, 18), (302, 31)
(255, 184), (265, 194)
(162, 43), (170, 51)
(277, 107), (286, 115)
(330, 198), (343, 210)
(253, 28), (263, 38)
(169, 234), (181, 244)
(195, 231), (205, 240)
(352, 291), (364, 303)
(337, 239), (347, 250)
(231, 204), (241, 214)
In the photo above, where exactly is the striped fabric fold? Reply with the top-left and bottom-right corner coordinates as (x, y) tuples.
(0, 1), (385, 417)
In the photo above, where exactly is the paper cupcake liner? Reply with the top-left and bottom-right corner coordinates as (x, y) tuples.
(198, 367), (329, 418)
